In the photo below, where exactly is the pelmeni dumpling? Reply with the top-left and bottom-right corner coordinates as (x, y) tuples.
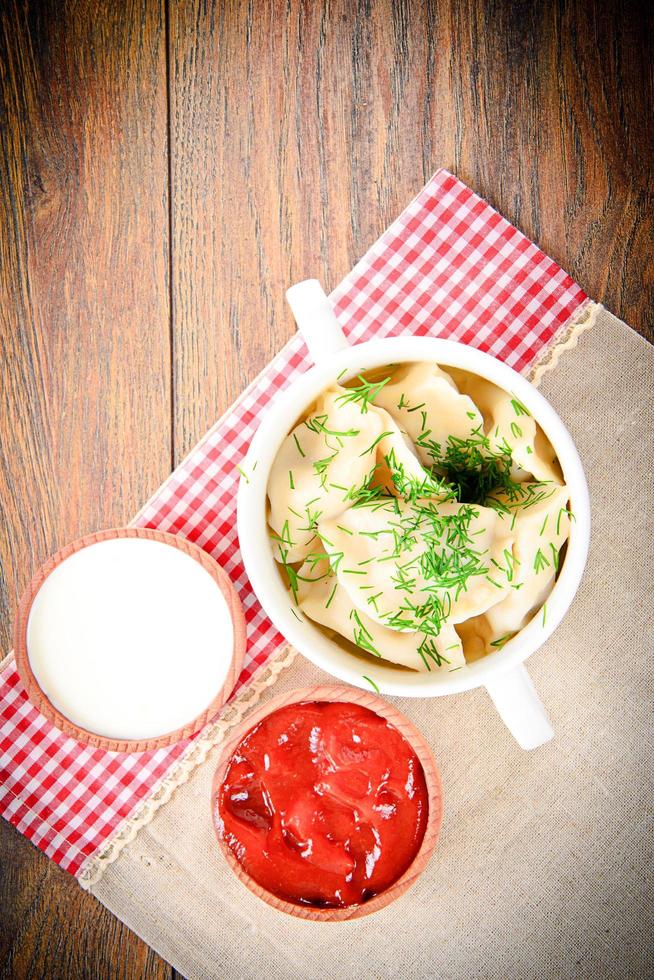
(448, 369), (560, 483)
(454, 614), (496, 662)
(373, 363), (484, 466)
(318, 498), (515, 633)
(268, 387), (437, 563)
(296, 558), (465, 674)
(484, 482), (571, 637)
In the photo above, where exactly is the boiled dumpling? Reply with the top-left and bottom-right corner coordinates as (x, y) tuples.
(296, 558), (465, 674)
(484, 482), (571, 637)
(454, 614), (496, 662)
(448, 369), (561, 483)
(318, 498), (515, 634)
(267, 386), (441, 564)
(373, 363), (484, 467)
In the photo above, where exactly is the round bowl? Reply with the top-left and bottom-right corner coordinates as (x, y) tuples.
(237, 337), (590, 699)
(14, 526), (246, 752)
(211, 683), (442, 920)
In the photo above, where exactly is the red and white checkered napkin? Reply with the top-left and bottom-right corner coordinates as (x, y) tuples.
(0, 170), (589, 876)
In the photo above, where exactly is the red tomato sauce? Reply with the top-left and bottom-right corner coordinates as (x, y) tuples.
(216, 700), (428, 908)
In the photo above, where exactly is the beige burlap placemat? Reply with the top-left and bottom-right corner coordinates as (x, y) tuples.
(87, 308), (653, 979)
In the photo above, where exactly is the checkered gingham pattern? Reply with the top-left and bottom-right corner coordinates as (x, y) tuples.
(0, 170), (588, 876)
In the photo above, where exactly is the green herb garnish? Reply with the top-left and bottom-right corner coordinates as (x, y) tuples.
(335, 375), (391, 413)
(533, 548), (550, 573)
(350, 609), (381, 657)
(511, 398), (530, 417)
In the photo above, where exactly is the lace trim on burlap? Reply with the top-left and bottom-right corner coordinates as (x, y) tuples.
(78, 644), (298, 889)
(528, 301), (601, 387)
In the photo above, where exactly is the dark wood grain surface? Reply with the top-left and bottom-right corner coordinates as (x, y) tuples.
(1, 0), (652, 976)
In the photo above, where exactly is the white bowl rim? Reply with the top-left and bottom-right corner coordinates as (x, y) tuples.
(237, 337), (591, 697)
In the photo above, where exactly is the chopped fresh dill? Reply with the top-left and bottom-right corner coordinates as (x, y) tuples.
(325, 582), (338, 609)
(290, 607), (303, 622)
(418, 636), (450, 668)
(490, 634), (512, 648)
(335, 523), (354, 535)
(360, 431), (393, 456)
(312, 452), (337, 489)
(556, 505), (574, 535)
(511, 398), (530, 417)
(533, 548), (550, 573)
(366, 591), (383, 613)
(350, 609), (381, 657)
(288, 470), (295, 489)
(539, 514), (548, 536)
(503, 547), (517, 582)
(510, 422), (523, 439)
(277, 549), (299, 602)
(236, 464), (250, 483)
(421, 425), (520, 505)
(542, 602), (547, 626)
(292, 433), (306, 457)
(362, 674), (381, 693)
(270, 520), (295, 548)
(304, 414), (361, 449)
(336, 375), (391, 413)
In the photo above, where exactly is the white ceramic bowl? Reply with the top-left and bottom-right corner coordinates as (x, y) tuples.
(237, 281), (590, 749)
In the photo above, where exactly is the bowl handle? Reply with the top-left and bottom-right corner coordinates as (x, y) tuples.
(286, 279), (350, 364)
(485, 664), (554, 750)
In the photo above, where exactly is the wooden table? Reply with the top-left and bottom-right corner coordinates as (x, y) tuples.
(1, 1), (651, 976)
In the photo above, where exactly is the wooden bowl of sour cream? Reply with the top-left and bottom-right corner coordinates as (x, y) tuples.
(14, 527), (246, 753)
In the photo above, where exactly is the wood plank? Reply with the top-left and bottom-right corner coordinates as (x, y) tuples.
(169, 0), (651, 467)
(0, 0), (172, 976)
(445, 0), (653, 340)
(0, 822), (170, 980)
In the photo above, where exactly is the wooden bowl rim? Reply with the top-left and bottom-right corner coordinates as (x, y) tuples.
(211, 683), (443, 921)
(13, 526), (246, 754)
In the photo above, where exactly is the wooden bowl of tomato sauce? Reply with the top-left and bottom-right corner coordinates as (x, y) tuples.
(211, 684), (442, 920)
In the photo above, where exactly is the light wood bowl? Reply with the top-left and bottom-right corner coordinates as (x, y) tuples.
(211, 683), (443, 920)
(14, 527), (246, 753)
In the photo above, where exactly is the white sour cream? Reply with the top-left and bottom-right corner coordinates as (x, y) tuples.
(27, 537), (234, 741)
